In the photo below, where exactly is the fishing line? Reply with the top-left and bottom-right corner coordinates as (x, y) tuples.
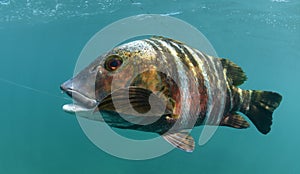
(0, 77), (71, 101)
(0, 2), (168, 103)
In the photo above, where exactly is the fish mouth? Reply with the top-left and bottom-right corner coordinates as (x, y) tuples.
(60, 87), (98, 113)
(60, 86), (128, 125)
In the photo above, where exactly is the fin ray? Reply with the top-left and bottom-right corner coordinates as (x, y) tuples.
(220, 112), (250, 129)
(98, 87), (168, 116)
(162, 130), (195, 152)
(220, 58), (247, 86)
(240, 90), (282, 134)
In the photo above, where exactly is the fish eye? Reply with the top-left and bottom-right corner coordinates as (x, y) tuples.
(104, 55), (123, 71)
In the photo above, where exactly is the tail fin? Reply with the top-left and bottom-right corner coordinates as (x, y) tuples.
(240, 90), (282, 134)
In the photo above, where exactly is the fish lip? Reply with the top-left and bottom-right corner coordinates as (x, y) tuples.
(61, 88), (98, 110)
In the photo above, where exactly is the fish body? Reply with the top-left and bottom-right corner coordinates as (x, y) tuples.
(61, 36), (282, 152)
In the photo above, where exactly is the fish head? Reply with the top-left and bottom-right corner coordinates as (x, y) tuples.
(60, 40), (165, 120)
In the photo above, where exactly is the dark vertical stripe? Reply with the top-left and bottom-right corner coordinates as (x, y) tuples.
(181, 46), (199, 68)
(194, 50), (214, 118)
(160, 38), (192, 71)
(149, 38), (172, 57)
(143, 40), (162, 66)
(147, 38), (180, 86)
(162, 38), (209, 123)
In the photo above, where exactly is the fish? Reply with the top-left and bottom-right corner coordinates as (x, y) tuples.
(60, 36), (282, 152)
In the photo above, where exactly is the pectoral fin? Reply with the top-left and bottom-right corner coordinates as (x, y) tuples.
(98, 87), (170, 116)
(162, 130), (195, 152)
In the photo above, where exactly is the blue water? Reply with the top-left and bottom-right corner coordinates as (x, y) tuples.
(0, 0), (299, 173)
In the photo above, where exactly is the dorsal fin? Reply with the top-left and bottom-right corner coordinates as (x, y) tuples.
(220, 58), (247, 86)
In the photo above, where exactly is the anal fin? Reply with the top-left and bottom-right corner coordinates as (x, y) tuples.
(220, 112), (250, 129)
(162, 130), (195, 152)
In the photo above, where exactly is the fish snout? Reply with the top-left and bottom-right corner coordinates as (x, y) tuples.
(60, 78), (98, 109)
(60, 79), (74, 97)
(60, 79), (73, 91)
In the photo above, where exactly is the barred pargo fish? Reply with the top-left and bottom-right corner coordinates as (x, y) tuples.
(60, 36), (282, 152)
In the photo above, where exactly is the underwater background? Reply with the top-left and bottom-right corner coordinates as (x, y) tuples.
(0, 0), (299, 173)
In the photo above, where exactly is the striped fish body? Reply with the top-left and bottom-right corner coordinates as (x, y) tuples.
(61, 36), (282, 152)
(132, 37), (227, 129)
